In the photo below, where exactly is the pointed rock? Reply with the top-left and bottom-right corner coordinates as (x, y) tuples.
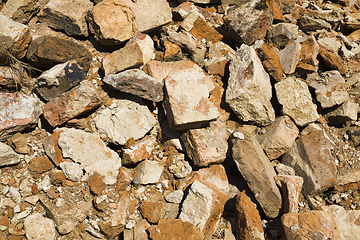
(324, 101), (358, 125)
(277, 40), (302, 74)
(274, 175), (303, 213)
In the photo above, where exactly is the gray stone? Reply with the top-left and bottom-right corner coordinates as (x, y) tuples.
(225, 44), (275, 126)
(133, 160), (164, 185)
(275, 77), (319, 127)
(231, 132), (282, 218)
(0, 142), (21, 167)
(277, 40), (302, 74)
(90, 99), (157, 145)
(24, 213), (56, 240)
(325, 101), (358, 125)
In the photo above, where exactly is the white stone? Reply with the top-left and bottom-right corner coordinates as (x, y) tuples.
(134, 160), (164, 185)
(9, 187), (21, 204)
(165, 190), (184, 204)
(37, 175), (52, 192)
(24, 213), (56, 240)
(59, 162), (83, 182)
(35, 61), (70, 87)
(168, 153), (192, 178)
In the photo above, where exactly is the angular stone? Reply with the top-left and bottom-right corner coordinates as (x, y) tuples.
(256, 42), (283, 82)
(90, 99), (157, 145)
(122, 135), (157, 165)
(235, 191), (265, 240)
(24, 213), (56, 240)
(307, 71), (349, 108)
(43, 131), (65, 167)
(37, 0), (93, 37)
(168, 153), (192, 179)
(58, 128), (122, 185)
(7, 133), (31, 154)
(296, 35), (319, 71)
(86, 0), (136, 45)
(274, 175), (303, 213)
(205, 58), (227, 77)
(133, 160), (164, 185)
(180, 119), (228, 167)
(0, 66), (22, 90)
(59, 162), (83, 182)
(139, 200), (163, 224)
(87, 173), (105, 196)
(0, 142), (21, 167)
(26, 35), (93, 71)
(282, 211), (341, 240)
(148, 219), (203, 240)
(231, 132), (282, 218)
(188, 16), (223, 43)
(28, 156), (54, 175)
(103, 69), (163, 102)
(267, 23), (298, 49)
(179, 179), (228, 239)
(324, 101), (358, 125)
(318, 45), (347, 75)
(277, 40), (302, 74)
(164, 41), (183, 61)
(275, 77), (319, 127)
(257, 116), (299, 160)
(223, 0), (274, 45)
(124, 219), (150, 240)
(0, 93), (41, 141)
(348, 29), (360, 41)
(43, 80), (102, 127)
(165, 190), (184, 204)
(36, 60), (86, 101)
(298, 15), (332, 32)
(226, 44), (275, 126)
(107, 191), (131, 229)
(0, 14), (32, 59)
(0, 0), (48, 24)
(127, 32), (155, 64)
(282, 130), (336, 195)
(196, 164), (230, 194)
(265, 0), (285, 22)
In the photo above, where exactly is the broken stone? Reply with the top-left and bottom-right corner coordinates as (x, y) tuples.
(165, 190), (184, 204)
(226, 44), (275, 126)
(277, 40), (302, 74)
(276, 163), (296, 176)
(282, 130), (336, 195)
(58, 128), (121, 185)
(90, 99), (157, 145)
(43, 131), (65, 167)
(0, 65), (22, 90)
(24, 213), (56, 240)
(179, 179), (228, 239)
(139, 198), (163, 224)
(168, 153), (192, 179)
(124, 219), (150, 240)
(7, 133), (31, 154)
(318, 45), (347, 75)
(205, 58), (227, 77)
(256, 42), (284, 82)
(235, 191), (265, 240)
(257, 116), (299, 160)
(267, 23), (299, 49)
(275, 77), (319, 127)
(324, 101), (358, 125)
(180, 119), (228, 167)
(0, 93), (41, 141)
(298, 15), (332, 32)
(42, 80), (102, 127)
(265, 0), (285, 22)
(0, 0), (49, 24)
(133, 160), (164, 185)
(274, 175), (303, 213)
(59, 161), (83, 182)
(103, 69), (163, 102)
(87, 173), (106, 196)
(196, 164), (230, 194)
(0, 142), (20, 167)
(187, 15), (223, 43)
(37, 0), (93, 37)
(28, 156), (54, 175)
(163, 40), (183, 61)
(148, 219), (203, 240)
(122, 135), (157, 165)
(296, 35), (319, 72)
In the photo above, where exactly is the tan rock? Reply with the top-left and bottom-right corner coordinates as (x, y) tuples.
(43, 131), (65, 167)
(0, 0), (49, 24)
(324, 101), (358, 125)
(196, 164), (230, 194)
(148, 219), (203, 240)
(139, 201), (163, 224)
(188, 16), (223, 43)
(122, 135), (157, 165)
(28, 156), (54, 175)
(318, 45), (347, 75)
(7, 133), (31, 154)
(24, 213), (56, 240)
(348, 29), (360, 41)
(297, 35), (319, 70)
(274, 175), (303, 213)
(0, 142), (21, 167)
(265, 0), (285, 22)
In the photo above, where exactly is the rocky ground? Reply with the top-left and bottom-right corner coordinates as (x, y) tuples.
(1, 0), (360, 239)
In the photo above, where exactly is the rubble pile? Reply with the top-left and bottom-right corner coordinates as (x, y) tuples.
(1, 0), (360, 239)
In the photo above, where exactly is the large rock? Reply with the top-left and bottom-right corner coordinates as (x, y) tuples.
(282, 130), (336, 195)
(57, 128), (122, 185)
(0, 142), (21, 167)
(225, 44), (275, 126)
(277, 40), (302, 75)
(90, 99), (157, 145)
(42, 80), (102, 127)
(0, 0), (49, 24)
(148, 219), (203, 240)
(37, 0), (93, 37)
(231, 131), (282, 218)
(275, 77), (319, 127)
(196, 164), (230, 194)
(267, 23), (298, 49)
(180, 119), (228, 167)
(0, 93), (41, 141)
(24, 213), (56, 240)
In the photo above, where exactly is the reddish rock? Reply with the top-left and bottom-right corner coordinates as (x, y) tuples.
(274, 175), (303, 213)
(318, 45), (347, 75)
(148, 219), (203, 240)
(28, 156), (54, 175)
(122, 135), (157, 165)
(164, 41), (183, 61)
(256, 42), (283, 82)
(297, 35), (319, 72)
(88, 173), (106, 196)
(205, 58), (227, 77)
(348, 29), (360, 41)
(99, 222), (125, 239)
(265, 0), (285, 22)
(189, 16), (223, 43)
(115, 167), (133, 191)
(139, 201), (163, 224)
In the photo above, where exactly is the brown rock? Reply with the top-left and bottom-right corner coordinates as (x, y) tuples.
(88, 173), (106, 196)
(28, 156), (54, 175)
(235, 191), (265, 240)
(148, 219), (203, 240)
(115, 167), (133, 191)
(274, 175), (303, 213)
(99, 222), (125, 239)
(297, 35), (319, 72)
(7, 133), (31, 154)
(256, 42), (283, 82)
(122, 135), (157, 165)
(205, 58), (227, 77)
(164, 41), (182, 61)
(318, 45), (347, 75)
(265, 0), (285, 22)
(43, 131), (65, 167)
(189, 16), (223, 43)
(139, 201), (163, 224)
(348, 29), (360, 41)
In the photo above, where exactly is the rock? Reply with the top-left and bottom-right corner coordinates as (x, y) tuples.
(196, 164), (230, 194)
(180, 119), (228, 167)
(265, 0), (285, 22)
(226, 44), (275, 126)
(281, 211), (341, 240)
(24, 213), (56, 240)
(148, 219), (203, 240)
(35, 60), (86, 101)
(9, 186), (22, 204)
(43, 131), (65, 167)
(274, 175), (303, 213)
(103, 69), (163, 102)
(139, 200), (163, 224)
(187, 15), (223, 43)
(129, 32), (155, 64)
(205, 58), (227, 77)
(163, 41), (183, 61)
(122, 135), (157, 165)
(28, 156), (54, 175)
(256, 42), (284, 82)
(307, 71), (348, 108)
(231, 131), (282, 218)
(277, 40), (302, 74)
(7, 133), (31, 154)
(87, 173), (105, 196)
(165, 190), (184, 204)
(0, 14), (32, 59)
(0, 93), (41, 141)
(235, 191), (265, 240)
(296, 35), (319, 72)
(318, 45), (347, 75)
(298, 15), (332, 32)
(224, 0), (274, 45)
(0, 0), (48, 24)
(0, 66), (22, 90)
(324, 101), (358, 125)
(348, 29), (360, 41)
(257, 116), (299, 160)
(42, 80), (102, 127)
(133, 160), (164, 185)
(0, 142), (21, 167)
(275, 163), (296, 176)
(37, 0), (93, 37)
(282, 130), (336, 195)
(59, 162), (83, 182)
(179, 179), (228, 239)
(58, 128), (122, 185)
(267, 23), (298, 49)
(275, 77), (319, 127)
(90, 99), (157, 145)
(124, 219), (150, 240)
(168, 153), (192, 179)
(26, 35), (93, 71)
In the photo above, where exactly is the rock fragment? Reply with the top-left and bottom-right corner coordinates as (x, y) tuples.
(24, 213), (56, 240)
(256, 42), (284, 82)
(148, 219), (203, 240)
(28, 156), (54, 175)
(267, 23), (298, 49)
(274, 175), (303, 213)
(133, 160), (164, 185)
(324, 101), (358, 125)
(168, 153), (192, 179)
(122, 135), (157, 165)
(0, 0), (48, 24)
(277, 40), (302, 74)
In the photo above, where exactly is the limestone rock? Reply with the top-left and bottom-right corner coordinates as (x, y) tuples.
(274, 175), (303, 213)
(256, 42), (284, 82)
(0, 142), (21, 167)
(7, 133), (31, 154)
(226, 44), (275, 126)
(24, 213), (56, 240)
(165, 190), (184, 204)
(0, 0), (49, 24)
(275, 77), (319, 127)
(37, 0), (93, 37)
(43, 80), (102, 127)
(187, 15), (223, 43)
(103, 69), (163, 102)
(298, 15), (332, 32)
(87, 173), (105, 196)
(59, 162), (83, 182)
(0, 93), (41, 141)
(296, 35), (319, 72)
(58, 128), (122, 185)
(267, 23), (299, 49)
(196, 164), (230, 195)
(133, 160), (164, 185)
(90, 99), (157, 145)
(324, 101), (358, 125)
(148, 219), (203, 240)
(231, 132), (282, 218)
(277, 40), (302, 74)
